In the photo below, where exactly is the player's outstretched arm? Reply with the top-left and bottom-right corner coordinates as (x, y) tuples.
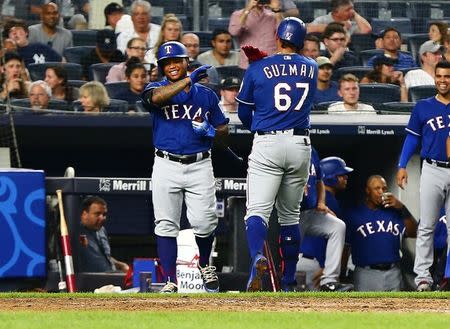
(148, 77), (191, 105)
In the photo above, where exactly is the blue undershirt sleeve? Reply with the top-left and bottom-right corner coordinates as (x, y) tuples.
(237, 102), (254, 131)
(398, 133), (420, 168)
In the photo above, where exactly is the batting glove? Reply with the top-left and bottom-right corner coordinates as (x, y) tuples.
(242, 45), (268, 63)
(192, 117), (216, 138)
(189, 65), (212, 84)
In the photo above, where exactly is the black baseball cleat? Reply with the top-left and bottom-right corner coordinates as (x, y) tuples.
(198, 265), (220, 293)
(416, 281), (432, 292)
(246, 254), (268, 292)
(320, 282), (354, 292)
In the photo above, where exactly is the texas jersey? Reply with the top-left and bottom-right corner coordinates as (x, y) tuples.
(345, 205), (406, 267)
(142, 80), (229, 154)
(406, 97), (450, 161)
(236, 53), (318, 132)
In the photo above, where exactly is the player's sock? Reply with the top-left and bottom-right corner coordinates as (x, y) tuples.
(195, 234), (214, 267)
(156, 235), (177, 283)
(246, 216), (268, 259)
(279, 224), (300, 286)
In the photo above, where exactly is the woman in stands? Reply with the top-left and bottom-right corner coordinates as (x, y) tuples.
(360, 55), (408, 102)
(113, 58), (148, 111)
(44, 66), (77, 102)
(428, 21), (448, 45)
(78, 81), (110, 112)
(148, 14), (183, 63)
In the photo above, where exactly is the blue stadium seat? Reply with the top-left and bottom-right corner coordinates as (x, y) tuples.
(67, 80), (86, 88)
(208, 17), (230, 31)
(359, 83), (401, 104)
(349, 33), (377, 55)
(359, 49), (383, 66)
(296, 1), (329, 24)
(408, 85), (436, 102)
(28, 62), (83, 81)
(379, 101), (416, 114)
(406, 33), (428, 65)
(63, 46), (95, 64)
(10, 98), (70, 111)
(71, 30), (98, 47)
(72, 99), (129, 112)
(104, 82), (130, 99)
(150, 0), (187, 15)
(370, 18), (413, 36)
(216, 65), (245, 81)
(89, 63), (119, 83)
(333, 66), (373, 81)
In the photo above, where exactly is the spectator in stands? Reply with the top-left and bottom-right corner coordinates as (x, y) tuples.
(28, 2), (73, 56)
(0, 38), (17, 58)
(150, 14), (183, 64)
(345, 175), (416, 291)
(44, 65), (77, 102)
(78, 81), (110, 112)
(0, 52), (30, 101)
(277, 0), (300, 18)
(78, 196), (129, 273)
(443, 33), (450, 62)
(106, 37), (148, 83)
(113, 57), (148, 109)
(328, 73), (376, 114)
(181, 33), (200, 61)
(104, 2), (133, 34)
(361, 56), (408, 102)
(80, 29), (126, 80)
(428, 21), (449, 45)
(67, 0), (90, 29)
(308, 0), (371, 35)
(197, 29), (239, 67)
(404, 40), (443, 90)
(367, 28), (416, 70)
(29, 80), (51, 110)
(229, 0), (278, 69)
(301, 34), (321, 59)
(4, 19), (62, 66)
(314, 56), (341, 105)
(116, 1), (161, 57)
(219, 76), (241, 115)
(322, 23), (358, 70)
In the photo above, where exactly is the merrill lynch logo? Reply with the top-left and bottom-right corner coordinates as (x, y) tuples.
(99, 179), (149, 192)
(216, 179), (247, 191)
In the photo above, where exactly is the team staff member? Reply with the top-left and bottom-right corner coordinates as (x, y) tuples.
(346, 175), (416, 291)
(397, 60), (450, 291)
(236, 17), (317, 292)
(141, 41), (229, 293)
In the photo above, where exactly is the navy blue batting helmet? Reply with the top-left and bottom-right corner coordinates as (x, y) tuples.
(157, 41), (188, 67)
(320, 156), (353, 187)
(277, 17), (307, 49)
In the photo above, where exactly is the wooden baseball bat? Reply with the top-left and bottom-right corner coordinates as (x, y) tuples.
(264, 241), (279, 292)
(56, 189), (77, 292)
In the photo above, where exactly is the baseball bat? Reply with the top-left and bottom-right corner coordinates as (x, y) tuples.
(56, 189), (77, 293)
(226, 146), (244, 163)
(264, 241), (279, 292)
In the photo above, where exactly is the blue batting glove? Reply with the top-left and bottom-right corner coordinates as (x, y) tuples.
(189, 65), (212, 84)
(192, 117), (216, 138)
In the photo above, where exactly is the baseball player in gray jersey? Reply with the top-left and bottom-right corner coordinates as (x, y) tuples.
(397, 60), (450, 291)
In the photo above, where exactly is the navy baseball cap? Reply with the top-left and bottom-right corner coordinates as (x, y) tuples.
(96, 29), (117, 52)
(220, 76), (241, 90)
(104, 2), (124, 16)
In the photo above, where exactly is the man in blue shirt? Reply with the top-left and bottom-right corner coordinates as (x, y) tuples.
(314, 56), (341, 106)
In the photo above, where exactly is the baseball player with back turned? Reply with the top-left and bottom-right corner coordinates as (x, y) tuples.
(141, 41), (229, 293)
(236, 17), (317, 292)
(396, 60), (450, 291)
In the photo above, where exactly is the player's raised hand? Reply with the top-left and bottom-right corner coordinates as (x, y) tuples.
(189, 65), (211, 84)
(396, 168), (408, 189)
(192, 116), (216, 138)
(242, 45), (268, 63)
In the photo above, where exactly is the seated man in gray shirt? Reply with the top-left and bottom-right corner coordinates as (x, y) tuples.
(197, 29), (239, 67)
(28, 2), (73, 56)
(78, 196), (129, 273)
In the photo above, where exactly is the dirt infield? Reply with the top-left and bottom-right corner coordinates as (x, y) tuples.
(0, 296), (449, 313)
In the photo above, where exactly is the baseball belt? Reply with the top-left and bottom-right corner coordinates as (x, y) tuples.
(155, 149), (210, 164)
(256, 128), (310, 136)
(425, 158), (450, 168)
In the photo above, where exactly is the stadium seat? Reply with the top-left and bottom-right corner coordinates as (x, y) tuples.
(216, 65), (245, 81)
(359, 83), (401, 104)
(71, 30), (98, 47)
(208, 17), (230, 31)
(27, 62), (83, 81)
(10, 98), (70, 111)
(104, 82), (130, 99)
(354, 2), (380, 19)
(296, 1), (329, 24)
(72, 99), (129, 113)
(333, 66), (372, 81)
(63, 46), (95, 64)
(89, 63), (119, 83)
(406, 34), (429, 64)
(312, 101), (335, 113)
(359, 49), (384, 66)
(150, 0), (187, 14)
(370, 18), (413, 36)
(349, 34), (377, 55)
(408, 85), (437, 102)
(379, 101), (416, 114)
(67, 80), (86, 88)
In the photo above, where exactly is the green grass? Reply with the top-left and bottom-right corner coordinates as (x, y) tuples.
(0, 311), (448, 329)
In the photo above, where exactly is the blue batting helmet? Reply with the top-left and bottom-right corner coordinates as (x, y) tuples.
(320, 156), (353, 187)
(157, 41), (188, 67)
(277, 17), (307, 49)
